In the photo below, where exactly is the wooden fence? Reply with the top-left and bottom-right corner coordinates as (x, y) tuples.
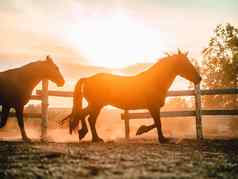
(121, 85), (238, 140)
(6, 79), (238, 141)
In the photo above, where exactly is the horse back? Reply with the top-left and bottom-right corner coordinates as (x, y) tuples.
(82, 73), (165, 109)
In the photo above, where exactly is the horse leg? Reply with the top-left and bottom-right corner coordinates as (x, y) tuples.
(77, 106), (91, 140)
(78, 112), (88, 140)
(15, 105), (31, 142)
(87, 107), (103, 143)
(0, 105), (10, 128)
(136, 124), (156, 136)
(149, 107), (167, 143)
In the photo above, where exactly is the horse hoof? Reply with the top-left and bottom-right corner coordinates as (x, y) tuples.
(136, 125), (149, 135)
(159, 137), (169, 144)
(92, 138), (104, 143)
(23, 137), (32, 143)
(0, 121), (6, 128)
(78, 129), (88, 140)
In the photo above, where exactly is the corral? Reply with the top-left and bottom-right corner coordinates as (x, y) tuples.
(0, 81), (237, 178)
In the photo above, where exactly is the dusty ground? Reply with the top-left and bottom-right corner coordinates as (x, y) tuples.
(0, 138), (238, 179)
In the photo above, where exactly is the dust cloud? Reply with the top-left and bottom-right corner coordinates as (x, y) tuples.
(0, 107), (237, 142)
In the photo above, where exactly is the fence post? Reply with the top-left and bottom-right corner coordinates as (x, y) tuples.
(41, 79), (49, 141)
(195, 84), (203, 140)
(124, 110), (130, 140)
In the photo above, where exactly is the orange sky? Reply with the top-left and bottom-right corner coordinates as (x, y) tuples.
(0, 0), (237, 107)
(1, 0), (237, 67)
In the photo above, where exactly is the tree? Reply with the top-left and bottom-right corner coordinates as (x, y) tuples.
(202, 23), (238, 108)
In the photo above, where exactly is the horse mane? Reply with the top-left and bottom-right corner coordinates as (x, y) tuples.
(1, 60), (43, 74)
(137, 54), (175, 77)
(138, 49), (189, 77)
(16, 60), (43, 70)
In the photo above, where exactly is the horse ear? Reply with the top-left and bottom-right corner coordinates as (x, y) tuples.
(46, 55), (53, 63)
(185, 51), (189, 56)
(164, 52), (171, 57)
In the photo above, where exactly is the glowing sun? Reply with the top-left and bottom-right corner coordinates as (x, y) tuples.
(65, 12), (164, 68)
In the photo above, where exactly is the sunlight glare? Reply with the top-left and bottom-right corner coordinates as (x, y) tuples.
(65, 12), (164, 68)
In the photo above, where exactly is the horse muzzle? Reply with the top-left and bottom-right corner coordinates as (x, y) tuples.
(57, 79), (65, 87)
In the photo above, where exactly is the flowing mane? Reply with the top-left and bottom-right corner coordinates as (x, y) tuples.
(138, 55), (176, 76)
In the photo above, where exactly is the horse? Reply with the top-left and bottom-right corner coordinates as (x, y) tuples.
(60, 50), (201, 143)
(0, 56), (65, 142)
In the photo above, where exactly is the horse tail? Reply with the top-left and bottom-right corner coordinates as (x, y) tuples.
(69, 78), (85, 134)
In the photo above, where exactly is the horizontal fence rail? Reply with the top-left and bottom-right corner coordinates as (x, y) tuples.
(121, 109), (238, 119)
(165, 88), (238, 96)
(36, 88), (238, 97)
(36, 90), (73, 97)
(30, 95), (42, 100)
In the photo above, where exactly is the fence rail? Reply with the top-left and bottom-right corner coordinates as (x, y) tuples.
(36, 88), (238, 98)
(2, 79), (237, 141)
(166, 88), (238, 96)
(121, 109), (238, 119)
(36, 90), (73, 97)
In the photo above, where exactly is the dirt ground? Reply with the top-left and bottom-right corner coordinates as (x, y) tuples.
(0, 138), (238, 179)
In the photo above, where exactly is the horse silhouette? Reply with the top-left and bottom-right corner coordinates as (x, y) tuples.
(61, 50), (201, 143)
(0, 56), (65, 142)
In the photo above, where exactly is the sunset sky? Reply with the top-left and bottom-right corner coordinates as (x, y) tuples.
(0, 0), (237, 106)
(1, 0), (237, 69)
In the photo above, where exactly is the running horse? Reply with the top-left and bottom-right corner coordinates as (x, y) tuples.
(0, 56), (65, 141)
(61, 50), (201, 143)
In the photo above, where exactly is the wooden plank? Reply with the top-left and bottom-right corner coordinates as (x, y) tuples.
(166, 88), (238, 97)
(36, 90), (73, 97)
(167, 90), (195, 96)
(121, 109), (238, 120)
(36, 88), (238, 98)
(121, 110), (196, 119)
(41, 80), (48, 140)
(202, 109), (238, 116)
(201, 88), (238, 95)
(160, 110), (196, 117)
(195, 84), (203, 140)
(31, 95), (42, 100)
(123, 110), (130, 140)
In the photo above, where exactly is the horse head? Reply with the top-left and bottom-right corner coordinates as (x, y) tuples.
(175, 50), (202, 84)
(42, 56), (65, 87)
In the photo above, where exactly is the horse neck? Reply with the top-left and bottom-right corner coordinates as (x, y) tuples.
(144, 57), (178, 91)
(18, 63), (45, 92)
